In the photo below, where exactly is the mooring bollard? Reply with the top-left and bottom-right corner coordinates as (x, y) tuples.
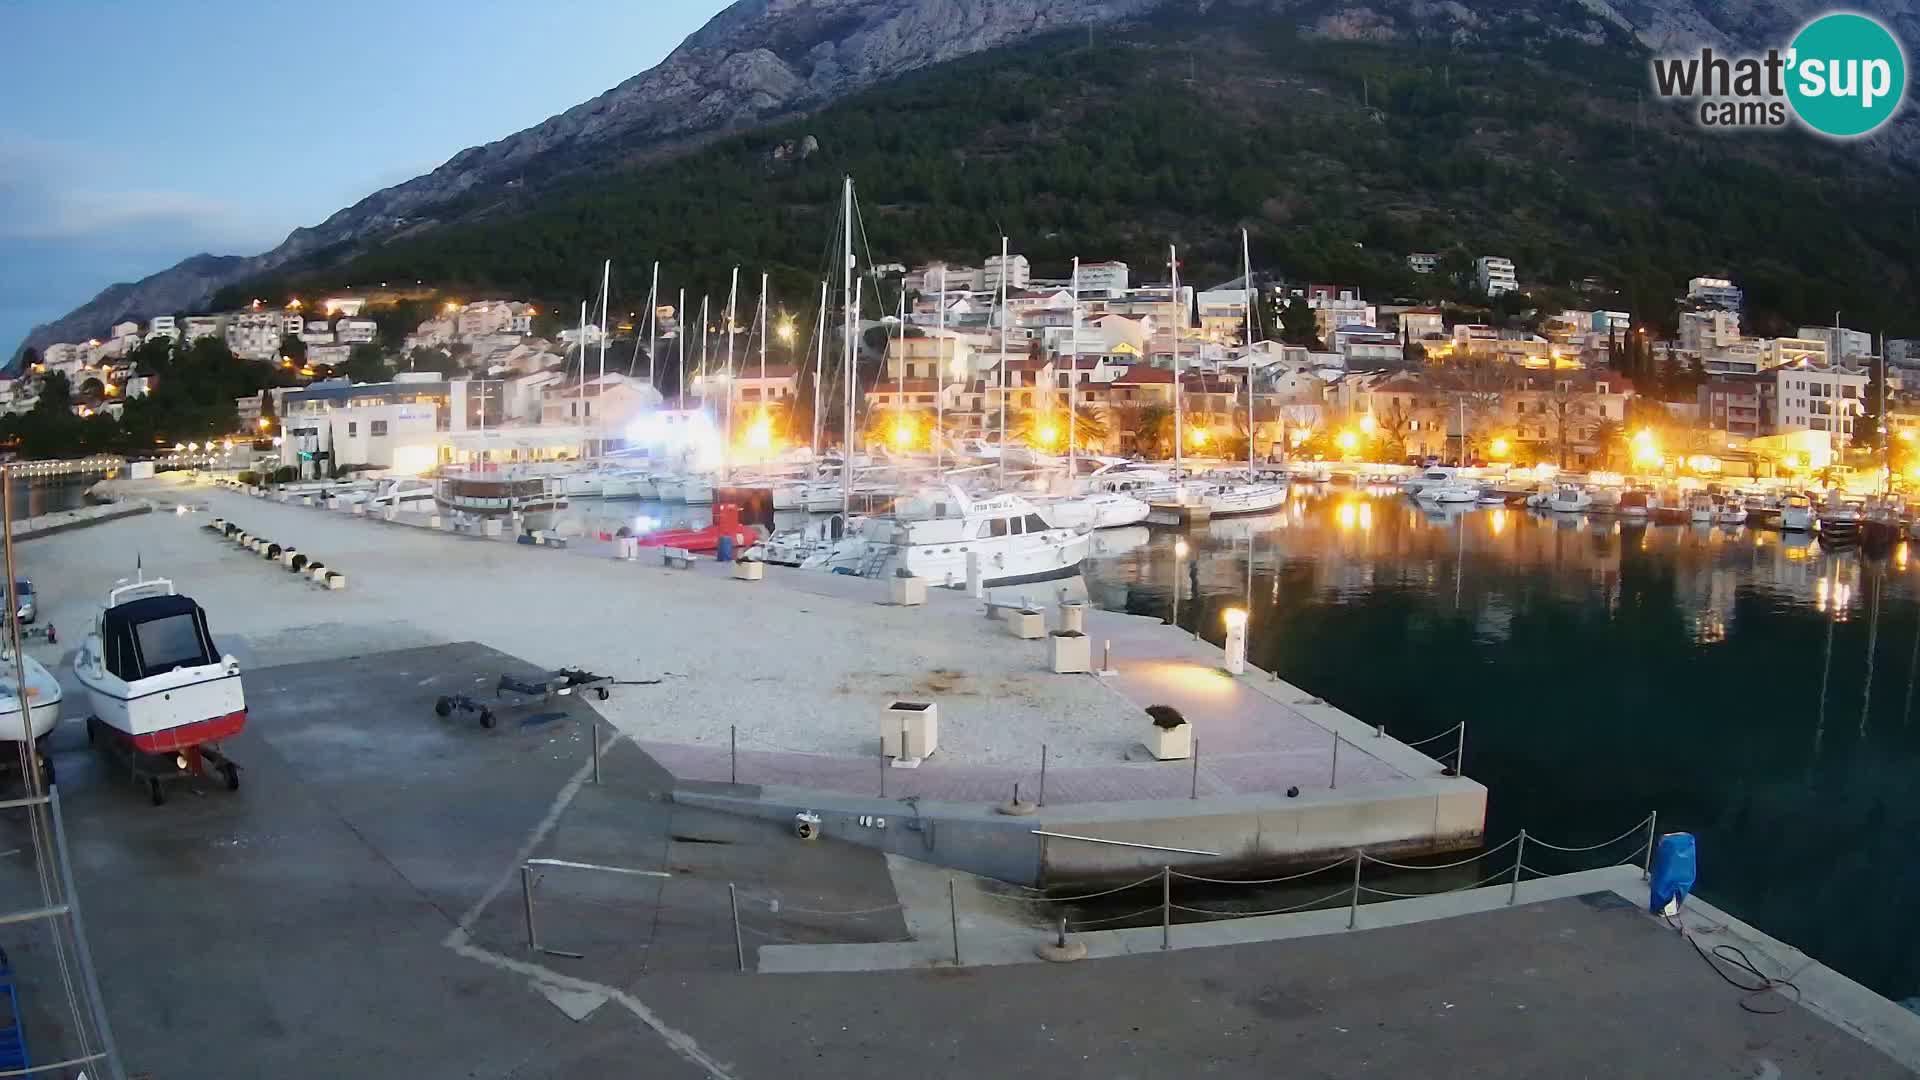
(1190, 738), (1201, 799)
(730, 725), (738, 785)
(590, 717), (601, 785)
(1348, 851), (1363, 929)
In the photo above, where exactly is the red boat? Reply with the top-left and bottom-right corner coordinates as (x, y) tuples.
(631, 503), (758, 554)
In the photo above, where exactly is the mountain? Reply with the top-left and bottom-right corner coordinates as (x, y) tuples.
(19, 0), (1920, 357)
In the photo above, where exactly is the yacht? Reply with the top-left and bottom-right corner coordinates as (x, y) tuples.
(1818, 493), (1862, 543)
(1780, 493), (1815, 532)
(433, 470), (568, 531)
(682, 475), (714, 505)
(72, 577), (244, 790)
(774, 488), (1090, 588)
(367, 477), (436, 511)
(1401, 467), (1457, 498)
(1191, 481), (1290, 518)
(1618, 490), (1651, 519)
(1716, 499), (1749, 526)
(1588, 487), (1622, 514)
(1419, 480), (1481, 505)
(1033, 491), (1153, 530)
(1547, 484), (1593, 513)
(1688, 493), (1717, 524)
(1084, 462), (1174, 498)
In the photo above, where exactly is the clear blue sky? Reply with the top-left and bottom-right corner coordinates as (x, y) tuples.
(1, 0), (730, 352)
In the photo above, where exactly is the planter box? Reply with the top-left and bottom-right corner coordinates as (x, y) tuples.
(881, 701), (939, 762)
(324, 572), (347, 590)
(1049, 631), (1091, 674)
(731, 560), (764, 581)
(1008, 610), (1045, 640)
(302, 497), (314, 507)
(888, 575), (926, 606)
(483, 519), (503, 538)
(308, 566), (330, 582)
(1147, 723), (1193, 761)
(352, 503), (367, 516)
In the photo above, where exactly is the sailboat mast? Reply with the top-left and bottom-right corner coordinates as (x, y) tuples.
(997, 234), (1009, 490)
(936, 267), (946, 475)
(646, 260), (660, 386)
(597, 259), (610, 457)
(676, 288), (686, 410)
(1069, 256), (1079, 481)
(895, 288), (905, 442)
(723, 266), (739, 485)
(842, 176), (856, 514)
(1171, 244), (1182, 477)
(812, 279), (828, 484)
(758, 273), (769, 465)
(577, 300), (587, 455)
(1242, 228), (1254, 478)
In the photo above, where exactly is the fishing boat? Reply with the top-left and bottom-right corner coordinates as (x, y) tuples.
(434, 470), (568, 531)
(72, 577), (245, 803)
(1547, 484), (1593, 513)
(1688, 493), (1717, 524)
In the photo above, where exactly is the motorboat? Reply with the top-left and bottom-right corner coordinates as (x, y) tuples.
(774, 488), (1090, 588)
(1862, 499), (1902, 554)
(1818, 493), (1862, 544)
(1716, 501), (1748, 526)
(1401, 467), (1457, 498)
(1193, 482), (1290, 517)
(1288, 462), (1334, 484)
(1522, 484), (1554, 510)
(1033, 491), (1153, 530)
(1588, 487), (1622, 514)
(1547, 484), (1593, 513)
(1618, 490), (1651, 519)
(72, 577), (245, 801)
(1475, 487), (1508, 506)
(1419, 480), (1481, 505)
(434, 470), (567, 532)
(599, 469), (655, 500)
(367, 477), (436, 512)
(1688, 494), (1717, 524)
(0, 636), (61, 784)
(1780, 494), (1815, 532)
(1083, 462), (1174, 498)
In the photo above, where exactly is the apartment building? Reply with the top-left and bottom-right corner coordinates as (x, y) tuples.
(1774, 364), (1867, 448)
(1475, 256), (1518, 296)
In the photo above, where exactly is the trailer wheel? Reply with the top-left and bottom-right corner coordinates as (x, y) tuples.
(434, 696), (453, 718)
(595, 688), (609, 701)
(148, 778), (166, 806)
(221, 763), (240, 792)
(479, 709), (497, 730)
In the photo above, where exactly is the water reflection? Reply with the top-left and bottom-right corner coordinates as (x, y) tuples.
(1081, 489), (1920, 1002)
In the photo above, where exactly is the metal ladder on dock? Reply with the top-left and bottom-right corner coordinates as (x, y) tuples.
(855, 545), (894, 579)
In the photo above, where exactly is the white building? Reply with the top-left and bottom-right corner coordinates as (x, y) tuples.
(1797, 325), (1872, 360)
(1774, 364), (1867, 449)
(1406, 253), (1439, 274)
(1770, 336), (1829, 367)
(335, 318), (378, 345)
(1679, 309), (1741, 354)
(1309, 297), (1375, 344)
(1077, 261), (1129, 296)
(308, 343), (351, 368)
(1475, 256), (1518, 296)
(182, 315), (223, 341)
(981, 253), (1031, 293)
(1399, 307), (1445, 340)
(225, 310), (286, 361)
(146, 315), (180, 343)
(1687, 276), (1744, 311)
(302, 319), (336, 345)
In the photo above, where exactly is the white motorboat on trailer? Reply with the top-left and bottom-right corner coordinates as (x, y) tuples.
(72, 577), (245, 802)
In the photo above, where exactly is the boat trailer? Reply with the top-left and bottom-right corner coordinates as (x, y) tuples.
(86, 716), (241, 806)
(435, 667), (615, 729)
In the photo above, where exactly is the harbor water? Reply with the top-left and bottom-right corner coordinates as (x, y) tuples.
(1080, 486), (1920, 1006)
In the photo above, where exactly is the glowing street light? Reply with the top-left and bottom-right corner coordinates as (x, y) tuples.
(257, 417), (271, 431)
(1359, 413), (1378, 435)
(1490, 437), (1510, 458)
(891, 419), (915, 450)
(1188, 426), (1210, 448)
(776, 318), (796, 345)
(1035, 423), (1060, 448)
(1174, 538), (1190, 558)
(1336, 429), (1359, 453)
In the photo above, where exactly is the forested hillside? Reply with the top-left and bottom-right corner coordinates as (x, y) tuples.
(224, 10), (1920, 336)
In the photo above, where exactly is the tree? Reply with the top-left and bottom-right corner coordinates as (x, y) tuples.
(129, 336), (175, 376)
(77, 377), (106, 404)
(280, 333), (307, 365)
(1589, 418), (1624, 470)
(1856, 358), (1886, 451)
(1279, 297), (1322, 349)
(344, 344), (391, 384)
(17, 347), (37, 371)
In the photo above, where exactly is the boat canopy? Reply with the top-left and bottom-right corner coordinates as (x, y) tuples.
(101, 595), (218, 681)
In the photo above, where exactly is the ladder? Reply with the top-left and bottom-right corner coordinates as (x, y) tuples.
(856, 545), (894, 579)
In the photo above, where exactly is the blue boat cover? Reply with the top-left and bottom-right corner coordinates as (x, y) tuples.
(1649, 832), (1697, 913)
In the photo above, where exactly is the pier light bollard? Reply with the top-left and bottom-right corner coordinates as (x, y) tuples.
(1222, 609), (1248, 676)
(1057, 601), (1086, 635)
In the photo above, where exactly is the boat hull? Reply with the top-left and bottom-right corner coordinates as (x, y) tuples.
(74, 662), (245, 746)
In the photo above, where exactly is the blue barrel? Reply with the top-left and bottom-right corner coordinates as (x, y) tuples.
(716, 535), (735, 562)
(1649, 832), (1696, 913)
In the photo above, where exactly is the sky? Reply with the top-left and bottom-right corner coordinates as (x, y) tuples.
(0, 0), (730, 352)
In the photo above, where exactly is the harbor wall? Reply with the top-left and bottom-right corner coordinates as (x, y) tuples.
(13, 500), (153, 541)
(673, 775), (1487, 887)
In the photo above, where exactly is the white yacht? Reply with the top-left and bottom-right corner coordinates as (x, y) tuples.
(1401, 467), (1457, 498)
(773, 489), (1090, 588)
(1033, 491), (1153, 530)
(1190, 481), (1290, 517)
(1547, 484), (1593, 513)
(1688, 493), (1717, 524)
(1419, 480), (1480, 505)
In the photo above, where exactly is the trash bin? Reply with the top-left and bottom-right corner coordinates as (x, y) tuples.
(717, 535), (735, 562)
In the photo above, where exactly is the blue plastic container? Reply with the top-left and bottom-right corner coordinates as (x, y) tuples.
(717, 535), (735, 562)
(1649, 832), (1697, 913)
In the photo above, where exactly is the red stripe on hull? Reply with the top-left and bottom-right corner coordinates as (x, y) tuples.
(129, 710), (247, 754)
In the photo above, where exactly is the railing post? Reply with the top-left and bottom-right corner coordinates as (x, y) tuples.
(1190, 738), (1201, 799)
(1347, 850), (1363, 929)
(590, 717), (601, 785)
(1643, 811), (1658, 881)
(1508, 829), (1526, 906)
(521, 866), (538, 952)
(1039, 743), (1048, 807)
(949, 879), (961, 966)
(729, 883), (745, 972)
(1454, 721), (1467, 776)
(1330, 731), (1341, 789)
(1161, 866), (1172, 951)
(730, 724), (738, 785)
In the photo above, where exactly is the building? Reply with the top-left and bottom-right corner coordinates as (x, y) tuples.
(1475, 257), (1518, 296)
(302, 319), (336, 345)
(1406, 253), (1439, 274)
(540, 374), (664, 451)
(1698, 376), (1774, 438)
(145, 315), (180, 343)
(1679, 310), (1741, 354)
(1686, 276), (1744, 311)
(1309, 296), (1375, 344)
(277, 374), (452, 477)
(1330, 325), (1403, 366)
(1796, 325), (1872, 360)
(1769, 336), (1829, 367)
(981, 253), (1031, 293)
(1195, 289), (1251, 343)
(225, 309), (286, 361)
(1774, 364), (1867, 449)
(1077, 261), (1130, 296)
(335, 318), (378, 345)
(182, 315), (223, 341)
(1590, 311), (1631, 336)
(886, 332), (979, 381)
(1399, 308), (1445, 341)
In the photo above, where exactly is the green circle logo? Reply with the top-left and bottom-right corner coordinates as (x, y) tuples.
(1787, 13), (1907, 137)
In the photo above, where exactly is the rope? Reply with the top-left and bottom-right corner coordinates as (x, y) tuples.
(991, 873), (1165, 905)
(1171, 855), (1354, 886)
(1066, 905), (1165, 929)
(739, 896), (906, 918)
(1360, 832), (1522, 871)
(1399, 723), (1464, 749)
(1523, 814), (1655, 854)
(1171, 886), (1354, 918)
(1667, 915), (1801, 1014)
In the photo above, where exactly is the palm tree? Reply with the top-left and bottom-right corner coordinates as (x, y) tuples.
(1589, 418), (1624, 470)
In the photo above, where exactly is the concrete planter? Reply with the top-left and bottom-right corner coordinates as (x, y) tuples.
(731, 560), (764, 581)
(352, 503), (367, 516)
(1057, 602), (1087, 634)
(323, 572), (347, 590)
(881, 701), (938, 763)
(888, 575), (927, 606)
(1049, 631), (1091, 674)
(307, 564), (328, 582)
(302, 497), (314, 507)
(482, 519), (503, 538)
(1008, 610), (1045, 640)
(1147, 723), (1193, 761)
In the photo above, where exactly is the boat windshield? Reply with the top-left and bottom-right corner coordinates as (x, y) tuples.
(136, 614), (211, 674)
